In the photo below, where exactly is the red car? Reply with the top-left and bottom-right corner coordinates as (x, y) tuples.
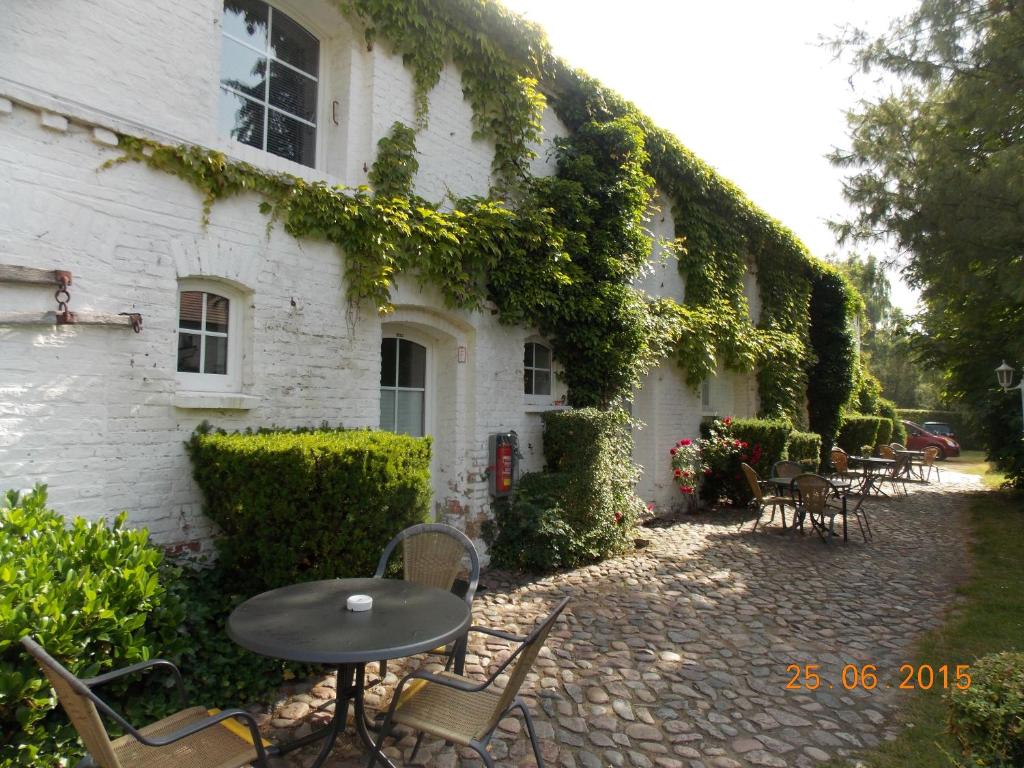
(902, 420), (960, 459)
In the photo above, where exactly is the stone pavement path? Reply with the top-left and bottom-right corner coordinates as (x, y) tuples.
(259, 468), (980, 767)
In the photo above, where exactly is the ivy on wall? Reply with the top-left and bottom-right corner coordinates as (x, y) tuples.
(107, 0), (858, 420)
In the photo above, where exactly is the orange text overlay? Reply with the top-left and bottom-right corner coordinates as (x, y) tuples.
(785, 663), (972, 691)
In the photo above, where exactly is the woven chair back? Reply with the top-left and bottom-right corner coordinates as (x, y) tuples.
(740, 463), (763, 502)
(403, 531), (466, 591)
(487, 597), (571, 733)
(923, 446), (939, 465)
(773, 461), (802, 478)
(890, 443), (905, 451)
(878, 445), (896, 459)
(794, 474), (834, 517)
(21, 637), (122, 768)
(830, 449), (849, 474)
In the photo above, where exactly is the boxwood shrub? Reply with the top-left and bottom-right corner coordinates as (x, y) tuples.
(484, 408), (643, 572)
(875, 417), (894, 446)
(787, 430), (823, 469)
(948, 651), (1024, 766)
(729, 418), (791, 479)
(188, 426), (432, 592)
(837, 415), (886, 455)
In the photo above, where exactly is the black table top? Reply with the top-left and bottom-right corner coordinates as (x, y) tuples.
(228, 578), (471, 665)
(768, 476), (853, 491)
(849, 456), (896, 465)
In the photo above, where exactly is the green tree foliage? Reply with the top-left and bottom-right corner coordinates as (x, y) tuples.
(831, 0), (1024, 484)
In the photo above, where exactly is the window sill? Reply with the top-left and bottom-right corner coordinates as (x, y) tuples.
(524, 403), (571, 414)
(173, 392), (259, 411)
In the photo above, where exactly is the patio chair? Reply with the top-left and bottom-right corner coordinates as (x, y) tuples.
(772, 460), (803, 479)
(878, 445), (896, 460)
(829, 448), (864, 492)
(373, 523), (481, 676)
(367, 597), (571, 768)
(20, 636), (274, 768)
(921, 446), (942, 482)
(890, 443), (905, 451)
(741, 462), (797, 533)
(792, 473), (846, 543)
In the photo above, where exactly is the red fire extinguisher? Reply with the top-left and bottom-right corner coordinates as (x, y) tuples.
(488, 432), (519, 497)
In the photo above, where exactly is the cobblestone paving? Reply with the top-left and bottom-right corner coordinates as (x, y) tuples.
(260, 469), (979, 767)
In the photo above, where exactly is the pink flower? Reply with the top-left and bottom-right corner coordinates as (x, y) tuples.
(680, 485), (694, 494)
(673, 468), (682, 477)
(614, 511), (623, 524)
(681, 438), (692, 446)
(723, 417), (733, 426)
(670, 447), (677, 455)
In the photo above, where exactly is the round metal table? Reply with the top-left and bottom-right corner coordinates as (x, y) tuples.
(229, 578), (471, 768)
(767, 476), (854, 542)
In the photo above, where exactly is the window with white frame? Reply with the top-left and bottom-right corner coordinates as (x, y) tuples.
(176, 281), (243, 392)
(700, 379), (713, 412)
(219, 0), (319, 167)
(380, 337), (427, 437)
(524, 342), (552, 400)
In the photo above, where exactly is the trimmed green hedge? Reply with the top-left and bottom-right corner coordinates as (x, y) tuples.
(876, 418), (893, 446)
(788, 431), (823, 469)
(729, 418), (791, 478)
(485, 408), (642, 571)
(837, 415), (886, 455)
(188, 427), (432, 591)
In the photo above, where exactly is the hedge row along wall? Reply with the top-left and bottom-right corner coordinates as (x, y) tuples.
(836, 415), (891, 455)
(187, 427), (432, 591)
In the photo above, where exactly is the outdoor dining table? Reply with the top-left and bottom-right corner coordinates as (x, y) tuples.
(895, 449), (926, 479)
(228, 577), (472, 768)
(767, 476), (854, 543)
(848, 455), (896, 497)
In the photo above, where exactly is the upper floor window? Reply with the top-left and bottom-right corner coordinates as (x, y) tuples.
(177, 281), (243, 392)
(219, 0), (319, 167)
(524, 342), (552, 398)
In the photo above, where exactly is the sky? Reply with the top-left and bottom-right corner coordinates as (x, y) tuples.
(500, 0), (921, 311)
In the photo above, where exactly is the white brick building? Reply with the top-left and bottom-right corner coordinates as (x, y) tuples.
(0, 0), (763, 556)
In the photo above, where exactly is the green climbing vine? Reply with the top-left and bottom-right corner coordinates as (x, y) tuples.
(106, 0), (858, 422)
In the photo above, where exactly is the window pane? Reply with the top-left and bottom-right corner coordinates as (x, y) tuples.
(205, 294), (230, 333)
(177, 332), (201, 373)
(396, 390), (424, 437)
(179, 291), (203, 330)
(267, 111), (315, 167)
(222, 0), (268, 49)
(380, 338), (397, 387)
(524, 343), (533, 367)
(379, 389), (396, 432)
(219, 88), (265, 150)
(534, 344), (551, 370)
(397, 340), (426, 389)
(524, 369), (533, 395)
(269, 61), (317, 122)
(533, 370), (551, 396)
(220, 37), (267, 95)
(270, 10), (319, 76)
(204, 336), (229, 375)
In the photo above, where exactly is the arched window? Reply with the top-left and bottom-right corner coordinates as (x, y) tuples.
(380, 337), (427, 436)
(177, 281), (243, 392)
(219, 0), (320, 167)
(524, 341), (552, 399)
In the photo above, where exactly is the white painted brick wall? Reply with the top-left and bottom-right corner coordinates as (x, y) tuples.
(0, 0), (765, 555)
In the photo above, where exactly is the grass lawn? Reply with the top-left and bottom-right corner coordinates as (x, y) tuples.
(827, 455), (1024, 767)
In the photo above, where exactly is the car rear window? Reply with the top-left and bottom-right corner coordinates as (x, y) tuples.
(924, 422), (953, 435)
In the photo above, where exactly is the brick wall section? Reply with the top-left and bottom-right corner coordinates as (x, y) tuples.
(0, 0), (763, 555)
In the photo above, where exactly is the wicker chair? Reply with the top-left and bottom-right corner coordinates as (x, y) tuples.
(829, 448), (863, 492)
(741, 462), (797, 532)
(793, 473), (847, 543)
(20, 636), (273, 768)
(772, 460), (803, 478)
(922, 446), (941, 482)
(374, 523), (481, 675)
(890, 443), (906, 451)
(367, 597), (570, 768)
(878, 445), (896, 459)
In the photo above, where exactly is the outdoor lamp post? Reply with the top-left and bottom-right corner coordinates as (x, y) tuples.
(995, 361), (1024, 435)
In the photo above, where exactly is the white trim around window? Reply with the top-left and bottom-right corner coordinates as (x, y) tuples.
(524, 339), (558, 407)
(176, 279), (244, 393)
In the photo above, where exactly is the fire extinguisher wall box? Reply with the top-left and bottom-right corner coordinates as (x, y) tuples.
(488, 433), (518, 497)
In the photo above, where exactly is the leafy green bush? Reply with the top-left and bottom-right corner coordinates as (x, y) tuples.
(876, 417), (893, 446)
(1, 487), (315, 768)
(837, 415), (885, 455)
(730, 418), (791, 478)
(188, 426), (432, 592)
(0, 487), (182, 768)
(484, 408), (642, 571)
(948, 651), (1024, 767)
(877, 399), (906, 444)
(787, 431), (823, 469)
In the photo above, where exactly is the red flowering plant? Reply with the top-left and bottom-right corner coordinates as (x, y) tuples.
(669, 437), (705, 501)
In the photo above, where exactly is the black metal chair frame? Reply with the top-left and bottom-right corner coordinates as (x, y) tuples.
(20, 636), (275, 768)
(791, 473), (848, 544)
